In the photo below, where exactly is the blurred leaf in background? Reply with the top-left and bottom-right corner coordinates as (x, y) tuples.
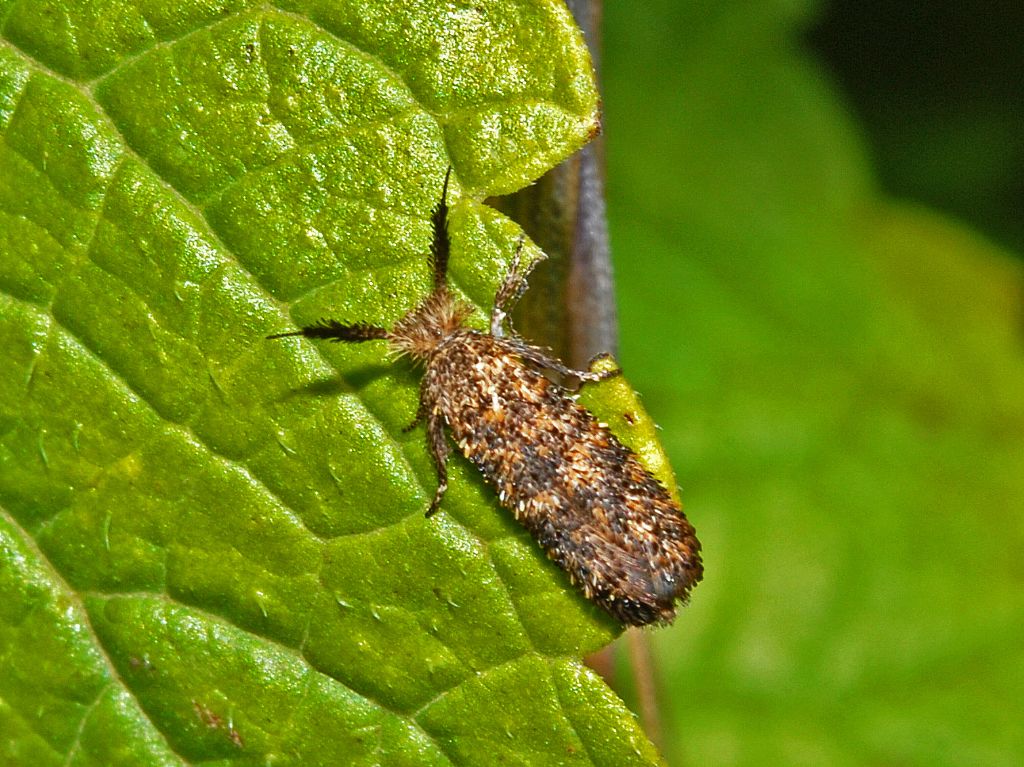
(810, 0), (1024, 256)
(603, 1), (1023, 765)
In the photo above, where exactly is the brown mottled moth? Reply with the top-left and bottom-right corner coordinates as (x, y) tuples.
(269, 169), (702, 626)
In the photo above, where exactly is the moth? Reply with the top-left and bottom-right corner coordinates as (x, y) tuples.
(269, 168), (703, 626)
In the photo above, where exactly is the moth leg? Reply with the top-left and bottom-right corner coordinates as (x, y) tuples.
(402, 402), (426, 433)
(402, 379), (432, 433)
(583, 352), (624, 384)
(491, 236), (543, 337)
(424, 408), (450, 518)
(499, 338), (622, 386)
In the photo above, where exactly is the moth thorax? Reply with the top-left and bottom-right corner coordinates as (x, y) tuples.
(388, 290), (473, 361)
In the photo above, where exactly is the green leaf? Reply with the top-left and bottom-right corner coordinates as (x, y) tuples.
(605, 2), (1024, 765)
(0, 2), (667, 764)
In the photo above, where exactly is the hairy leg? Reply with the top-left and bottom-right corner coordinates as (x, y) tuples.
(402, 377), (434, 433)
(491, 236), (543, 337)
(403, 405), (426, 434)
(424, 408), (451, 518)
(498, 338), (622, 386)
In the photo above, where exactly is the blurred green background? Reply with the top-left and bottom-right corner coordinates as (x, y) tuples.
(601, 1), (1023, 765)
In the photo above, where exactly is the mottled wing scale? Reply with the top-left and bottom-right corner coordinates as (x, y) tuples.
(269, 167), (703, 626)
(423, 333), (702, 625)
